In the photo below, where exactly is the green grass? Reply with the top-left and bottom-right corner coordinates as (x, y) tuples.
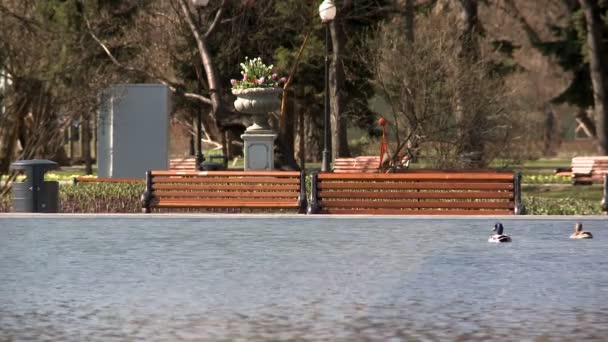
(524, 184), (603, 201)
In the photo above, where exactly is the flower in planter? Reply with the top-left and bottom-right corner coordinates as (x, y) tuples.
(231, 57), (286, 89)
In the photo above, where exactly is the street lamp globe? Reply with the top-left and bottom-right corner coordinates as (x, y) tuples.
(192, 0), (209, 7)
(319, 0), (336, 22)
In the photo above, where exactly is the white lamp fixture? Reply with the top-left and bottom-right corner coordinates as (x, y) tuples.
(192, 0), (209, 7)
(319, 0), (336, 23)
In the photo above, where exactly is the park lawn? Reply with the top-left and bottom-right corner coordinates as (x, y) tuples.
(524, 184), (603, 201)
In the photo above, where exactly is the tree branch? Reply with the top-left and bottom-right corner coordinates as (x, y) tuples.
(82, 11), (212, 105)
(204, 0), (227, 40)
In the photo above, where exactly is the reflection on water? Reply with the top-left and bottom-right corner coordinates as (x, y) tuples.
(0, 217), (607, 341)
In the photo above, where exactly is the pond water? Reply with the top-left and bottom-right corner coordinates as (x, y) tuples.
(0, 216), (607, 341)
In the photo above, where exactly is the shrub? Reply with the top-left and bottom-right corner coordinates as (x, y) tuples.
(523, 195), (602, 215)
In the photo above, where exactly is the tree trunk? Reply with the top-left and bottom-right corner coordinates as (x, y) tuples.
(330, 20), (350, 158)
(579, 0), (608, 155)
(82, 113), (93, 175)
(404, 0), (415, 43)
(456, 0), (484, 167)
(276, 97), (299, 170)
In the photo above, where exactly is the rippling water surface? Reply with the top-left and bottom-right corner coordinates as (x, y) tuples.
(0, 217), (607, 341)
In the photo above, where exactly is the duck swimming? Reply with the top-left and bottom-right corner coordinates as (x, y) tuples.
(570, 222), (593, 239)
(488, 222), (511, 243)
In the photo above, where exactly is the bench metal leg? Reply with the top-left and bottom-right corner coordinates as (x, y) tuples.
(307, 172), (320, 214)
(297, 170), (308, 214)
(514, 171), (526, 215)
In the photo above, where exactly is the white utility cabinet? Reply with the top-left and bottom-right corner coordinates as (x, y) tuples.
(97, 84), (170, 178)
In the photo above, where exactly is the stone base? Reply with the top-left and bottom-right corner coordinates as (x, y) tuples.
(241, 131), (277, 171)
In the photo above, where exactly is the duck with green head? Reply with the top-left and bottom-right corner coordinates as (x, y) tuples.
(488, 222), (511, 243)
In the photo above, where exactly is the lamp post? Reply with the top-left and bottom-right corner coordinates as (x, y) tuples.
(319, 0), (336, 172)
(192, 0), (209, 170)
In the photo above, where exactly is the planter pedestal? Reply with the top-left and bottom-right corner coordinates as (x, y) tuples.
(232, 87), (282, 171)
(240, 131), (277, 171)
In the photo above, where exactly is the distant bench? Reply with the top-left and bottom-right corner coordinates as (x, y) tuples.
(169, 157), (197, 171)
(141, 170), (307, 213)
(333, 156), (381, 173)
(570, 156), (608, 185)
(308, 171), (524, 215)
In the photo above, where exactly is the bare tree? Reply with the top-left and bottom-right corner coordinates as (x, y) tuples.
(579, 0), (608, 155)
(369, 12), (522, 168)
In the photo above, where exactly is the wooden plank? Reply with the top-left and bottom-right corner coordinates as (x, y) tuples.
(319, 182), (514, 191)
(318, 172), (514, 181)
(156, 200), (298, 208)
(319, 200), (514, 209)
(152, 176), (299, 184)
(318, 190), (514, 199)
(321, 208), (514, 215)
(152, 184), (299, 191)
(151, 170), (300, 177)
(153, 190), (299, 198)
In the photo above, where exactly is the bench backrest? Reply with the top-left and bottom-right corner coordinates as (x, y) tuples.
(142, 170), (307, 213)
(333, 156), (381, 173)
(308, 171), (524, 215)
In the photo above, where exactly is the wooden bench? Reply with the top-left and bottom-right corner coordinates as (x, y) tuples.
(571, 156), (608, 185)
(308, 171), (524, 215)
(170, 157), (197, 171)
(142, 170), (307, 213)
(333, 156), (381, 173)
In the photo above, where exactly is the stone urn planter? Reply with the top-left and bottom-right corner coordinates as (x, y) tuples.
(232, 87), (282, 132)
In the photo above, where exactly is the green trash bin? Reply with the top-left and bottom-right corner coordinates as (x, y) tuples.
(10, 159), (59, 213)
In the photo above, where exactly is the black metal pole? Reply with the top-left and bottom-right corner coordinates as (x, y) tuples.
(195, 8), (204, 171)
(602, 174), (608, 214)
(321, 23), (331, 172)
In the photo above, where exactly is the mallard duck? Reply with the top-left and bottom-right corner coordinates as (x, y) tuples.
(570, 222), (593, 239)
(488, 222), (512, 243)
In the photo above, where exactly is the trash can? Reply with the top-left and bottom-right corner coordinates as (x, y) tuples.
(10, 159), (59, 213)
(201, 161), (226, 171)
(201, 155), (227, 171)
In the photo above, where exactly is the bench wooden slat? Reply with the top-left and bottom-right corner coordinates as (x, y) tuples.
(318, 191), (514, 199)
(321, 208), (514, 215)
(152, 176), (300, 184)
(152, 170), (299, 177)
(152, 184), (300, 191)
(318, 182), (514, 191)
(153, 191), (298, 198)
(320, 172), (514, 181)
(319, 200), (514, 209)
(156, 200), (298, 208)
